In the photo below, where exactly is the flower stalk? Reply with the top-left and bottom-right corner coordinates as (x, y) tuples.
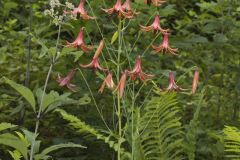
(29, 24), (62, 160)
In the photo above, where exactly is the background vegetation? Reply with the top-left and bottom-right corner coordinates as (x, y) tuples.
(0, 0), (239, 159)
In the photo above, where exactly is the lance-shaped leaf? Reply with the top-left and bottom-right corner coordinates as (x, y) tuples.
(0, 123), (17, 132)
(3, 77), (36, 112)
(34, 143), (86, 160)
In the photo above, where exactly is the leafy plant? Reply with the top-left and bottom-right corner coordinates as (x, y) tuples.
(223, 126), (240, 160)
(138, 93), (184, 160)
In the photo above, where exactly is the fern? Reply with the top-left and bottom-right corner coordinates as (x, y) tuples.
(55, 109), (130, 159)
(139, 93), (184, 160)
(223, 126), (240, 160)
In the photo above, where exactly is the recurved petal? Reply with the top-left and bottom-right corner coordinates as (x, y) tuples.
(67, 83), (77, 92)
(140, 25), (153, 32)
(80, 44), (94, 53)
(80, 62), (93, 68)
(81, 14), (96, 20)
(102, 8), (115, 14)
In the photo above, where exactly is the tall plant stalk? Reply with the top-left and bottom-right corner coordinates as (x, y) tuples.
(29, 24), (62, 160)
(117, 18), (122, 160)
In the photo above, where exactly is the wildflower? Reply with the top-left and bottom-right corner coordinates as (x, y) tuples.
(114, 70), (128, 98)
(66, 27), (94, 53)
(64, 0), (95, 20)
(102, 0), (133, 19)
(191, 70), (199, 94)
(144, 0), (165, 6)
(122, 0), (139, 16)
(140, 14), (169, 34)
(99, 72), (116, 93)
(127, 56), (154, 81)
(165, 71), (185, 92)
(152, 33), (178, 55)
(57, 69), (77, 92)
(80, 40), (108, 71)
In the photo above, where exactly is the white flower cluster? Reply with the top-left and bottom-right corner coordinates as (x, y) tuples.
(65, 2), (75, 10)
(50, 0), (61, 8)
(44, 0), (77, 25)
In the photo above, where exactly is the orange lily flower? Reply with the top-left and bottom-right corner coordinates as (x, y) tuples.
(66, 27), (94, 53)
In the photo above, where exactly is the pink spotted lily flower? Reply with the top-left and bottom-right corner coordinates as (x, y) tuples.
(102, 0), (133, 19)
(127, 56), (154, 81)
(144, 0), (166, 6)
(140, 14), (169, 34)
(99, 72), (116, 93)
(57, 69), (77, 92)
(80, 40), (108, 71)
(66, 27), (94, 53)
(165, 71), (185, 92)
(114, 70), (128, 98)
(152, 33), (178, 55)
(122, 0), (139, 16)
(191, 70), (199, 94)
(65, 0), (95, 20)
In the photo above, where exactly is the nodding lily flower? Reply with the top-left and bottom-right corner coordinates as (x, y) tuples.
(102, 0), (133, 19)
(66, 28), (94, 53)
(165, 71), (185, 92)
(65, 0), (95, 20)
(152, 33), (178, 55)
(127, 56), (154, 81)
(57, 69), (77, 92)
(122, 0), (139, 17)
(144, 0), (166, 6)
(80, 40), (108, 71)
(114, 70), (128, 98)
(192, 70), (199, 94)
(140, 14), (169, 34)
(99, 72), (116, 93)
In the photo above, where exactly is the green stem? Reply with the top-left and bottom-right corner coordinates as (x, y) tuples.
(29, 24), (61, 160)
(117, 18), (122, 160)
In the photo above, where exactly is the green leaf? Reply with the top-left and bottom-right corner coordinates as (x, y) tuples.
(111, 31), (119, 44)
(0, 123), (17, 132)
(8, 150), (22, 160)
(0, 133), (28, 160)
(3, 77), (36, 112)
(34, 143), (86, 160)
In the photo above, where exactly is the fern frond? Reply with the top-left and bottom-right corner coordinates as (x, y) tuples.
(224, 126), (240, 159)
(55, 109), (130, 159)
(139, 93), (184, 160)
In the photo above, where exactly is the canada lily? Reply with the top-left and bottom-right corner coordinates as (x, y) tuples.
(80, 40), (108, 71)
(127, 56), (154, 81)
(57, 69), (77, 92)
(102, 0), (133, 19)
(144, 0), (165, 6)
(99, 72), (116, 93)
(165, 71), (184, 92)
(114, 70), (128, 98)
(140, 14), (169, 34)
(122, 0), (139, 17)
(192, 70), (199, 94)
(66, 27), (94, 53)
(152, 33), (178, 55)
(65, 0), (95, 20)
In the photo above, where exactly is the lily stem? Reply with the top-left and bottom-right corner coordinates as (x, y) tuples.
(117, 18), (122, 160)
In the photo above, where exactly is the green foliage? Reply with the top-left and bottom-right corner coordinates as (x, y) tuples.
(3, 77), (36, 112)
(0, 122), (17, 132)
(0, 132), (29, 160)
(55, 109), (126, 153)
(34, 143), (86, 160)
(224, 126), (240, 160)
(8, 150), (22, 160)
(138, 93), (184, 160)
